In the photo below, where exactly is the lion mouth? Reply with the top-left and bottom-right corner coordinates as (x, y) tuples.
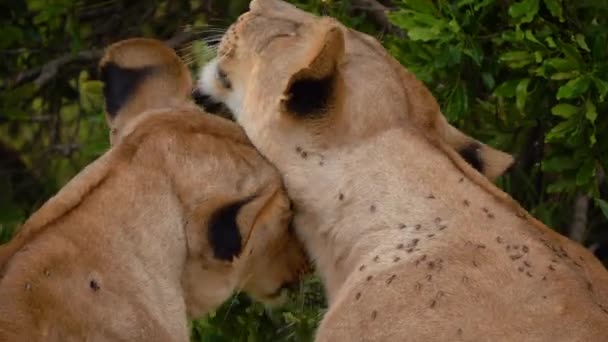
(192, 88), (231, 114)
(192, 88), (233, 118)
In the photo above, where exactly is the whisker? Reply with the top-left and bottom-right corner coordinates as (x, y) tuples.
(200, 34), (225, 40)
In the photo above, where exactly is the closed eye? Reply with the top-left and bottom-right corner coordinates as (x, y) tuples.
(217, 68), (231, 89)
(256, 33), (295, 53)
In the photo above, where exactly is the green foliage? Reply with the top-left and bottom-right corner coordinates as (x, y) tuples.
(1, 0), (607, 341)
(387, 0), (608, 237)
(190, 277), (325, 342)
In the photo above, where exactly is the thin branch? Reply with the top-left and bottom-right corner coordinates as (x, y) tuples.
(165, 30), (196, 49)
(9, 30), (197, 90)
(350, 0), (402, 35)
(569, 194), (589, 243)
(34, 49), (103, 88)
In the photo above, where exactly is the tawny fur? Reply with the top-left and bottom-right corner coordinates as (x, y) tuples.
(196, 1), (608, 340)
(0, 38), (309, 342)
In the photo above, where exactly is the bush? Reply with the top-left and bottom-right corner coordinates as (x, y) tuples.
(385, 0), (608, 244)
(1, 1), (606, 341)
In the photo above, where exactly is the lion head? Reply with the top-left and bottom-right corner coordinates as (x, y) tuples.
(196, 0), (513, 183)
(98, 37), (311, 314)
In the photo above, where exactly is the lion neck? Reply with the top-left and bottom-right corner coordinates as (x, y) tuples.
(282, 127), (500, 302)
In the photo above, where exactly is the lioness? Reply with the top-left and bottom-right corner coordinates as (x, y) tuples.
(196, 0), (608, 340)
(0, 38), (309, 341)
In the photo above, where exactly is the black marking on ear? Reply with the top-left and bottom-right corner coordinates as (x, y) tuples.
(285, 74), (334, 117)
(99, 62), (155, 118)
(458, 143), (483, 173)
(207, 197), (253, 261)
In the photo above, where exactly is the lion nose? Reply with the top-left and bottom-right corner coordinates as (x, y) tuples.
(191, 88), (207, 106)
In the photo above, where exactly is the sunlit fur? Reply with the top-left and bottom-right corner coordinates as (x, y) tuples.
(196, 1), (608, 340)
(0, 38), (309, 341)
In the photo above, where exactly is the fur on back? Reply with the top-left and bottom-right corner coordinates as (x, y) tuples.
(195, 1), (608, 341)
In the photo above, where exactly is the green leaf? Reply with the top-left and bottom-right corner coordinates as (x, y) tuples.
(576, 160), (595, 186)
(592, 77), (608, 101)
(524, 30), (541, 44)
(481, 72), (495, 90)
(445, 82), (468, 121)
(594, 198), (608, 219)
(543, 0), (564, 21)
(546, 119), (577, 142)
(474, 0), (494, 11)
(457, 0), (475, 7)
(559, 42), (584, 68)
(541, 155), (578, 172)
(545, 37), (557, 48)
(500, 51), (535, 68)
(407, 27), (442, 41)
(463, 43), (483, 65)
(556, 76), (591, 99)
(544, 58), (576, 72)
(404, 0), (438, 14)
(547, 178), (577, 193)
(551, 71), (580, 80)
(499, 51), (532, 61)
(515, 78), (530, 112)
(585, 100), (597, 123)
(574, 34), (590, 52)
(0, 25), (24, 49)
(494, 79), (520, 98)
(551, 103), (579, 118)
(509, 0), (540, 24)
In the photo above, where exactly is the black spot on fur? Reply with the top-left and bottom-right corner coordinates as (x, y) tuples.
(208, 197), (253, 261)
(100, 62), (155, 117)
(284, 74), (334, 117)
(90, 279), (100, 291)
(458, 143), (484, 173)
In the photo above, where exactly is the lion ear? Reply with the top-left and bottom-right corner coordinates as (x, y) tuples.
(281, 22), (344, 117)
(204, 187), (291, 262)
(436, 115), (514, 181)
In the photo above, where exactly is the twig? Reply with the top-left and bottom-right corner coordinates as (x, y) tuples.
(34, 49), (103, 88)
(569, 194), (589, 243)
(9, 30), (197, 90)
(350, 0), (402, 34)
(165, 30), (196, 49)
